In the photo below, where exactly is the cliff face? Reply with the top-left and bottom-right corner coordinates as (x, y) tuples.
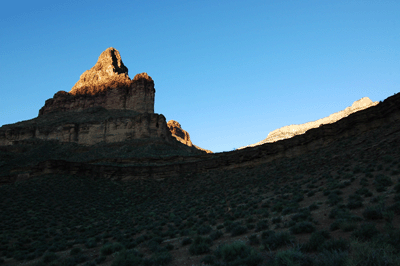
(0, 48), (171, 147)
(0, 109), (172, 146)
(167, 120), (213, 153)
(240, 97), (379, 149)
(22, 92), (400, 182)
(39, 48), (155, 115)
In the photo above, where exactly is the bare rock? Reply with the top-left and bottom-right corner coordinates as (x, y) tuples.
(167, 120), (213, 153)
(39, 48), (155, 115)
(240, 97), (379, 149)
(70, 47), (131, 95)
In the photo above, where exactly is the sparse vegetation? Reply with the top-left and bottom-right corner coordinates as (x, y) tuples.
(1, 113), (400, 266)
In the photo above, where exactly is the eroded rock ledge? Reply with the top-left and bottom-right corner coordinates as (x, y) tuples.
(25, 92), (400, 181)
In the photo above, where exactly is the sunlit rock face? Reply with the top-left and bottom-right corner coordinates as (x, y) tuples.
(0, 47), (177, 146)
(39, 48), (155, 115)
(70, 47), (131, 95)
(167, 120), (193, 146)
(167, 120), (213, 153)
(240, 97), (379, 149)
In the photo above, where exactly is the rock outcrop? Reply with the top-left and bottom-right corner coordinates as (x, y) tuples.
(240, 97), (379, 149)
(0, 109), (172, 146)
(39, 48), (155, 115)
(19, 92), (400, 182)
(167, 120), (213, 153)
(0, 48), (177, 147)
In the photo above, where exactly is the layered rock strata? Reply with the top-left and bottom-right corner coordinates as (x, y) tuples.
(0, 109), (172, 146)
(39, 48), (155, 115)
(240, 97), (378, 149)
(21, 92), (400, 182)
(1, 48), (169, 146)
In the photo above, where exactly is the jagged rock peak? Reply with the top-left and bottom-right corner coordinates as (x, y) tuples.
(167, 120), (213, 153)
(133, 72), (153, 81)
(69, 47), (132, 95)
(167, 120), (192, 146)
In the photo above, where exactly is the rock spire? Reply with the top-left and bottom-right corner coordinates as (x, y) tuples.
(69, 47), (132, 95)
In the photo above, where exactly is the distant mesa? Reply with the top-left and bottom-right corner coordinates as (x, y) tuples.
(240, 97), (379, 149)
(167, 120), (213, 153)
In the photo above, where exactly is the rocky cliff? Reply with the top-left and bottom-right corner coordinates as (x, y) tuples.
(167, 120), (213, 153)
(240, 97), (378, 149)
(0, 48), (175, 147)
(39, 48), (155, 115)
(14, 92), (399, 183)
(0, 108), (172, 146)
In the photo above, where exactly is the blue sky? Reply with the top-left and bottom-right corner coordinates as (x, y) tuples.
(1, 0), (399, 152)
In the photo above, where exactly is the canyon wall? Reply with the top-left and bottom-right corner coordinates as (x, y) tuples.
(23, 92), (400, 181)
(240, 97), (378, 149)
(0, 111), (172, 146)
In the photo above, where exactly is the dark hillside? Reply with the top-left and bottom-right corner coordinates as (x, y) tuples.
(1, 96), (400, 265)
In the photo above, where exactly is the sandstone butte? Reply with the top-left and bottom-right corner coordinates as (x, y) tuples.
(39, 47), (155, 115)
(239, 97), (379, 149)
(0, 47), (207, 152)
(167, 120), (212, 153)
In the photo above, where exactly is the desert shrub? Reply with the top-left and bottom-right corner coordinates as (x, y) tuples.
(70, 247), (81, 255)
(95, 255), (106, 264)
(197, 225), (212, 235)
(321, 238), (350, 252)
(291, 210), (311, 222)
(70, 254), (89, 264)
(387, 202), (400, 215)
(394, 183), (400, 193)
(290, 221), (316, 234)
(85, 237), (97, 248)
(150, 251), (172, 266)
(273, 248), (313, 266)
(303, 230), (330, 252)
(348, 241), (400, 266)
(272, 202), (284, 213)
(347, 194), (363, 209)
(292, 194), (304, 202)
(214, 241), (263, 266)
(181, 237), (192, 246)
(255, 220), (269, 232)
(231, 225), (247, 236)
(363, 205), (384, 220)
(313, 250), (348, 266)
(352, 223), (379, 241)
(307, 190), (315, 197)
(248, 234), (260, 246)
(210, 230), (223, 240)
(374, 174), (393, 191)
(42, 252), (58, 264)
(262, 231), (293, 250)
(201, 254), (216, 265)
(282, 207), (297, 215)
(189, 236), (212, 255)
(111, 249), (143, 266)
(100, 242), (124, 256)
(340, 221), (357, 232)
(327, 193), (343, 206)
(272, 216), (282, 224)
(308, 202), (319, 211)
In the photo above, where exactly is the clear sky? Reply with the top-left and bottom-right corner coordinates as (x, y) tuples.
(1, 0), (399, 153)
